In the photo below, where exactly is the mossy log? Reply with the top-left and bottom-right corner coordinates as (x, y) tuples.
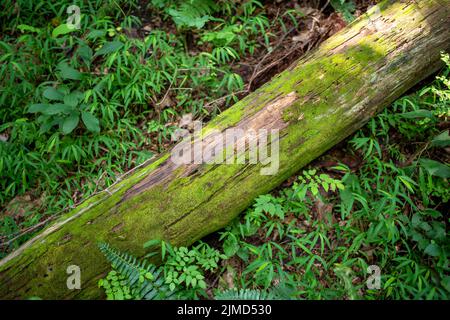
(1, 0), (449, 299)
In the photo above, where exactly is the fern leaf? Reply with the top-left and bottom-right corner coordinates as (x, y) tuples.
(215, 288), (275, 300)
(98, 243), (175, 300)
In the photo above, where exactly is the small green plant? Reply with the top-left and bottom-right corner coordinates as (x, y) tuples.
(99, 242), (290, 300)
(99, 240), (227, 299)
(215, 288), (276, 300)
(147, 240), (226, 297)
(330, 0), (356, 22)
(98, 270), (135, 300)
(166, 0), (219, 30)
(294, 170), (345, 199)
(28, 85), (100, 135)
(98, 243), (176, 300)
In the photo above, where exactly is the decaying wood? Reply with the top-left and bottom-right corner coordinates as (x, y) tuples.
(1, 0), (449, 299)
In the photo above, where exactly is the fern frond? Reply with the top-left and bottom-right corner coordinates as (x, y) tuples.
(330, 0), (355, 22)
(98, 243), (175, 300)
(168, 0), (219, 29)
(215, 288), (276, 300)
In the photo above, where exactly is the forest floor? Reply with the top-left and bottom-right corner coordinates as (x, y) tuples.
(0, 0), (375, 255)
(0, 0), (448, 300)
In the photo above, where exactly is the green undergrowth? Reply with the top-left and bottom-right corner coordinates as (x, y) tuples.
(0, 0), (310, 255)
(97, 55), (449, 300)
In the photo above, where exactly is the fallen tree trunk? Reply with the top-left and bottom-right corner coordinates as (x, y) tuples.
(1, 0), (449, 299)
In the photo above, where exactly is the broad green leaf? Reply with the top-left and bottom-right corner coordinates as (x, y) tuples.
(143, 239), (161, 249)
(198, 280), (207, 289)
(38, 103), (72, 115)
(400, 109), (433, 119)
(17, 24), (41, 34)
(57, 62), (82, 80)
(186, 275), (192, 286)
(28, 103), (49, 113)
(94, 41), (124, 56)
(310, 184), (319, 196)
(77, 45), (93, 64)
(62, 113), (79, 134)
(64, 92), (81, 107)
(43, 87), (64, 101)
(297, 185), (307, 199)
(52, 23), (77, 38)
(424, 243), (441, 257)
(168, 8), (211, 29)
(81, 111), (100, 133)
(419, 158), (450, 178)
(431, 130), (450, 148)
(86, 29), (106, 39)
(223, 236), (239, 257)
(144, 272), (153, 280)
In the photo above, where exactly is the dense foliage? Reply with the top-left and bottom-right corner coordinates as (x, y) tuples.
(1, 0), (448, 301)
(0, 0), (306, 254)
(98, 55), (449, 300)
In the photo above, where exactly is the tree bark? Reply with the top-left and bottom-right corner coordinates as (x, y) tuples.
(1, 0), (449, 299)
